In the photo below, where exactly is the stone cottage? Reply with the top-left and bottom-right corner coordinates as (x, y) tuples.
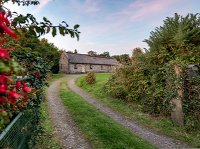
(59, 52), (119, 73)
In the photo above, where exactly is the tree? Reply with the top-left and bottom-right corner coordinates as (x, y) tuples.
(74, 49), (78, 53)
(88, 50), (97, 56)
(144, 13), (200, 64)
(99, 51), (110, 58)
(112, 54), (130, 64)
(131, 47), (143, 61)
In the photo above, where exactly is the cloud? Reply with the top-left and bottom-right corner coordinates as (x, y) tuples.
(82, 0), (181, 35)
(110, 0), (181, 22)
(69, 0), (101, 14)
(84, 0), (101, 13)
(38, 0), (52, 9)
(33, 0), (52, 14)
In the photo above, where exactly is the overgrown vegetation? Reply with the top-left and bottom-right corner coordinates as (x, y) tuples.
(105, 13), (200, 130)
(29, 74), (65, 148)
(60, 79), (156, 149)
(77, 74), (200, 147)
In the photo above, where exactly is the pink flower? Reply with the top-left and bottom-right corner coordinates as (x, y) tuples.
(8, 88), (19, 104)
(22, 83), (32, 93)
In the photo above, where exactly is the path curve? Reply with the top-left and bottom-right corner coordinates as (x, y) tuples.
(46, 78), (91, 149)
(68, 75), (190, 149)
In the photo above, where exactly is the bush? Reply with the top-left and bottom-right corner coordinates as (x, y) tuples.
(105, 13), (200, 130)
(85, 72), (96, 84)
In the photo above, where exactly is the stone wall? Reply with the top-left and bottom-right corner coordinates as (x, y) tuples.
(68, 64), (115, 73)
(59, 52), (69, 73)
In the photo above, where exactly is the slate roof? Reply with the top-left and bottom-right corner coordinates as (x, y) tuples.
(67, 53), (118, 65)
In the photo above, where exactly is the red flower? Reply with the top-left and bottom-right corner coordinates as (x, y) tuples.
(0, 84), (7, 93)
(0, 47), (13, 59)
(0, 11), (9, 25)
(0, 48), (10, 59)
(16, 80), (21, 89)
(8, 88), (19, 103)
(22, 83), (32, 93)
(0, 74), (6, 83)
(0, 11), (18, 39)
(0, 22), (18, 39)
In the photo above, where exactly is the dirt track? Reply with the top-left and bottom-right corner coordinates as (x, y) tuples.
(46, 78), (91, 149)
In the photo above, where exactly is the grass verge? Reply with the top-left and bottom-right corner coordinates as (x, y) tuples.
(31, 101), (62, 149)
(60, 79), (156, 149)
(76, 73), (200, 148)
(48, 73), (66, 84)
(31, 73), (65, 148)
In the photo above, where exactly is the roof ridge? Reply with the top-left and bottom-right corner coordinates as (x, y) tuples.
(66, 52), (116, 59)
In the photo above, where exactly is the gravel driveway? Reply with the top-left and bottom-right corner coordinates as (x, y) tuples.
(46, 78), (91, 149)
(68, 75), (190, 149)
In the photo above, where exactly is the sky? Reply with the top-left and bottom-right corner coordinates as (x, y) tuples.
(5, 0), (200, 56)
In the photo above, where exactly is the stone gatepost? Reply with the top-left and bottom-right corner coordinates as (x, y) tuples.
(171, 65), (184, 126)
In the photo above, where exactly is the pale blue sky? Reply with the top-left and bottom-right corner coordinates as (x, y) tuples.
(6, 0), (200, 55)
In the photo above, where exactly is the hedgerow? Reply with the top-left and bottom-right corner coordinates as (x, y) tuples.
(105, 13), (200, 130)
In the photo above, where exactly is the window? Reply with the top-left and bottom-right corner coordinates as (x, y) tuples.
(90, 64), (93, 69)
(101, 65), (103, 70)
(109, 65), (111, 70)
(74, 64), (77, 69)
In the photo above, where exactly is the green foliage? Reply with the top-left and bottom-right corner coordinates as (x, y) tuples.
(85, 72), (96, 84)
(12, 13), (80, 40)
(9, 48), (50, 108)
(0, 0), (39, 6)
(106, 13), (200, 130)
(99, 51), (110, 58)
(7, 32), (60, 73)
(112, 54), (131, 64)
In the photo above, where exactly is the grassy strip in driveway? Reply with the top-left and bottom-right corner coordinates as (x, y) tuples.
(76, 73), (200, 148)
(60, 79), (156, 149)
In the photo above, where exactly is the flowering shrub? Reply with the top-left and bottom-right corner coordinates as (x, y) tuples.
(0, 10), (32, 131)
(85, 72), (96, 84)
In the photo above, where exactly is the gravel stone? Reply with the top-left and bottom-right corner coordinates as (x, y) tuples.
(68, 75), (190, 149)
(46, 78), (91, 149)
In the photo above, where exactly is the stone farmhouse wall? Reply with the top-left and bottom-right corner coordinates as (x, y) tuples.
(59, 52), (118, 74)
(68, 64), (115, 73)
(59, 52), (69, 73)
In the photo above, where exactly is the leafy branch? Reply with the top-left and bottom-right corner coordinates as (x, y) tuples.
(0, 0), (39, 6)
(11, 13), (80, 40)
(1, 0), (80, 40)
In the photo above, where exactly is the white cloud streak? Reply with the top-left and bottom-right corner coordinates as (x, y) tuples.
(69, 0), (101, 14)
